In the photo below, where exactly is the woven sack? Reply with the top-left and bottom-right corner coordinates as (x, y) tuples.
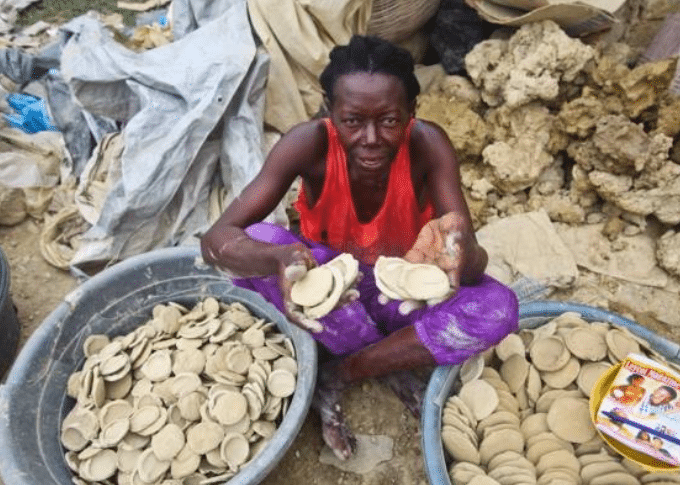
(367, 0), (442, 44)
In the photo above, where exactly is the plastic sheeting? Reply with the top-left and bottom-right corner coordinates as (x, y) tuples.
(59, 0), (270, 268)
(247, 0), (372, 133)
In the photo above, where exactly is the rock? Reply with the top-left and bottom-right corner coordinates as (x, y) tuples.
(319, 434), (393, 474)
(656, 230), (680, 278)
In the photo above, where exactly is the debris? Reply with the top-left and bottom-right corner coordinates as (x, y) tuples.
(319, 434), (393, 473)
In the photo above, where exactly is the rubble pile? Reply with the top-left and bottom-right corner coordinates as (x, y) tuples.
(417, 20), (680, 331)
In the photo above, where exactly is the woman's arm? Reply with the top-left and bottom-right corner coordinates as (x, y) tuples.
(409, 119), (487, 286)
(201, 120), (326, 277)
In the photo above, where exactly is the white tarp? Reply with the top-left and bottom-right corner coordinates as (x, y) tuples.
(59, 0), (270, 267)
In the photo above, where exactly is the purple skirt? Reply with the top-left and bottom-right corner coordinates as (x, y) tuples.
(234, 223), (519, 365)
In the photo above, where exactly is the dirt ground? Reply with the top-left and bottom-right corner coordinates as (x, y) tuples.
(2, 2), (680, 485)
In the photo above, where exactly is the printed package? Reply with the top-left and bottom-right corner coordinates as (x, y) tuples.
(596, 353), (680, 467)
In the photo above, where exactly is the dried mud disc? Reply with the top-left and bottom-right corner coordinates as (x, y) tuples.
(495, 333), (526, 361)
(500, 353), (530, 393)
(267, 369), (296, 398)
(441, 427), (481, 464)
(151, 423), (185, 461)
(211, 390), (247, 426)
(606, 329), (641, 362)
(529, 336), (571, 372)
(82, 449), (118, 481)
(577, 362), (611, 397)
(541, 356), (580, 389)
(304, 265), (345, 319)
(374, 256), (407, 300)
(171, 445), (200, 479)
(547, 397), (596, 444)
(83, 334), (110, 357)
(220, 432), (250, 468)
(137, 448), (171, 483)
(186, 421), (225, 455)
(399, 263), (450, 300)
(564, 327), (608, 361)
(290, 266), (334, 307)
(479, 429), (524, 465)
(100, 418), (129, 447)
(140, 350), (172, 382)
(459, 379), (499, 421)
(460, 354), (485, 384)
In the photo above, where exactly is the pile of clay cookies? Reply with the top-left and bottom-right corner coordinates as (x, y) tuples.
(440, 311), (680, 485)
(290, 253), (359, 318)
(374, 256), (453, 305)
(60, 297), (298, 484)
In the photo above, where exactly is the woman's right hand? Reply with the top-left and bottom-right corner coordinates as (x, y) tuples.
(276, 243), (325, 334)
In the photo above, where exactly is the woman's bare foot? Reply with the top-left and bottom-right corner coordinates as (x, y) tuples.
(312, 361), (357, 460)
(380, 370), (426, 418)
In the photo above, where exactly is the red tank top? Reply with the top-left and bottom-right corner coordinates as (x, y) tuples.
(294, 118), (435, 265)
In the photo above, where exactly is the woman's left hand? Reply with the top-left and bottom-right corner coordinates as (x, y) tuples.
(403, 212), (467, 290)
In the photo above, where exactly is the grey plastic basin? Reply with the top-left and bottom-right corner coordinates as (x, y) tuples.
(421, 301), (680, 485)
(0, 245), (19, 379)
(0, 246), (317, 485)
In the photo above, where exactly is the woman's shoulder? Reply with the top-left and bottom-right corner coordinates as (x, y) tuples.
(270, 119), (329, 173)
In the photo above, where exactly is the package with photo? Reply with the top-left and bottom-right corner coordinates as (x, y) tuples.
(596, 353), (680, 466)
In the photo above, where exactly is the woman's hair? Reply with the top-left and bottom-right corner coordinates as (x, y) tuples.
(320, 35), (420, 104)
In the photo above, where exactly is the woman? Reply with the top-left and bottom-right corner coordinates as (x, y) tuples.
(201, 35), (518, 460)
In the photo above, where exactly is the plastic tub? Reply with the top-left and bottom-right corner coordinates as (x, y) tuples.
(0, 246), (317, 485)
(0, 245), (19, 379)
(421, 301), (680, 485)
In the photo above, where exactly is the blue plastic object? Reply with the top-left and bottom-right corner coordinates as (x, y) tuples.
(0, 245), (19, 379)
(4, 93), (58, 133)
(421, 301), (680, 485)
(0, 246), (317, 485)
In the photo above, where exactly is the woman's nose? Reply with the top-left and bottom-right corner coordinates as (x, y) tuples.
(363, 121), (377, 144)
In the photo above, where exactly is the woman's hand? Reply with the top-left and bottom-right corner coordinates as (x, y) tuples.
(276, 243), (326, 333)
(404, 212), (467, 290)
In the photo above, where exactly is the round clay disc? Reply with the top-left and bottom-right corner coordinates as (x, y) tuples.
(530, 336), (571, 372)
(520, 412), (549, 440)
(137, 448), (171, 483)
(290, 266), (334, 307)
(547, 397), (596, 443)
(140, 350), (172, 382)
(151, 423), (185, 461)
(441, 427), (481, 464)
(565, 327), (608, 361)
(605, 329), (641, 362)
(220, 432), (250, 468)
(479, 429), (524, 465)
(267, 369), (296, 398)
(495, 333), (526, 361)
(577, 362), (612, 397)
(186, 421), (225, 455)
(459, 354), (485, 384)
(211, 390), (248, 426)
(82, 449), (117, 481)
(399, 263), (450, 300)
(500, 353), (530, 393)
(541, 356), (580, 389)
(459, 379), (499, 421)
(303, 265), (345, 319)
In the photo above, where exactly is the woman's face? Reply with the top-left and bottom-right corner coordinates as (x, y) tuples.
(651, 387), (673, 405)
(329, 72), (413, 179)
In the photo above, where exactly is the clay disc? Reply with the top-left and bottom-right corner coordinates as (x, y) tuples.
(304, 265), (345, 319)
(541, 356), (580, 389)
(399, 264), (450, 300)
(495, 333), (526, 361)
(290, 266), (334, 307)
(266, 369), (296, 398)
(605, 329), (641, 362)
(530, 336), (571, 372)
(459, 354), (485, 384)
(459, 379), (499, 420)
(577, 362), (611, 397)
(546, 397), (596, 444)
(151, 423), (185, 461)
(441, 427), (481, 464)
(500, 354), (530, 393)
(564, 327), (608, 361)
